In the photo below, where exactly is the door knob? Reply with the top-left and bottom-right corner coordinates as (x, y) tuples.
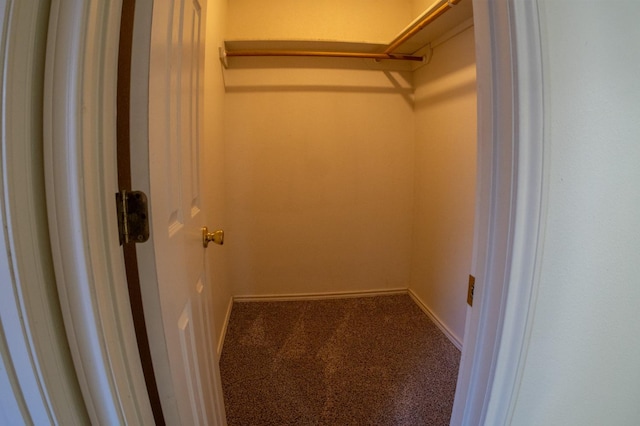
(202, 227), (224, 247)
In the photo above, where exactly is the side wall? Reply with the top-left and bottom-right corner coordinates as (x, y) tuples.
(410, 25), (476, 344)
(510, 1), (640, 424)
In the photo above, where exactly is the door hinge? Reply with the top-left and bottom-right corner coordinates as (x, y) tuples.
(116, 190), (150, 245)
(467, 274), (475, 306)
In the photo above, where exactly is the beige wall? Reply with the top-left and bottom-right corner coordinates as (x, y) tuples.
(409, 26), (476, 343)
(226, 0), (414, 43)
(411, 0), (438, 17)
(223, 1), (420, 300)
(223, 68), (415, 296)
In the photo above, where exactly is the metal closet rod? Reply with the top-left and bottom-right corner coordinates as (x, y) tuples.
(225, 50), (424, 62)
(223, 0), (461, 62)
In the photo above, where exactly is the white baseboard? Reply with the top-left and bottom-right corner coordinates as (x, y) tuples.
(216, 297), (234, 360)
(407, 289), (463, 350)
(232, 288), (408, 303)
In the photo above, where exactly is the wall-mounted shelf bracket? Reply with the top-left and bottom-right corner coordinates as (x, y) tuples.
(219, 47), (228, 68)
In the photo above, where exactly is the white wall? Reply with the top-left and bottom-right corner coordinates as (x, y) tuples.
(511, 1), (640, 424)
(410, 26), (476, 344)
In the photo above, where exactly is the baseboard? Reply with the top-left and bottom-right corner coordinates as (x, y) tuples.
(407, 289), (463, 350)
(232, 288), (408, 303)
(216, 297), (234, 360)
(220, 288), (462, 353)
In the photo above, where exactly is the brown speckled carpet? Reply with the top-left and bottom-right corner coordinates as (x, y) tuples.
(219, 294), (460, 425)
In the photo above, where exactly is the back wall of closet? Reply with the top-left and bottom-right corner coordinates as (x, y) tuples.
(214, 0), (476, 349)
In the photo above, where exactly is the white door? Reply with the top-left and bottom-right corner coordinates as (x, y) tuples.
(133, 0), (226, 424)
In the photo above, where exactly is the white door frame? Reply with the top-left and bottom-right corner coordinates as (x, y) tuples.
(42, 0), (154, 424)
(22, 0), (544, 424)
(451, 0), (545, 424)
(0, 0), (88, 423)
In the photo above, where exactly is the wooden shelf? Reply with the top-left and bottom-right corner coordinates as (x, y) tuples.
(221, 0), (473, 69)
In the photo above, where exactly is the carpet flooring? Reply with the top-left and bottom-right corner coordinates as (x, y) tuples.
(219, 294), (460, 425)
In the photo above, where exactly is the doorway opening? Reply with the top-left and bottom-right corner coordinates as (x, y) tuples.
(125, 0), (478, 424)
(41, 0), (544, 424)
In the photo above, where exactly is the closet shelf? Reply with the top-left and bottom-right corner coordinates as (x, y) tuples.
(220, 40), (423, 67)
(220, 0), (472, 68)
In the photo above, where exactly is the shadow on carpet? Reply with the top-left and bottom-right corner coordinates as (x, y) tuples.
(219, 294), (460, 425)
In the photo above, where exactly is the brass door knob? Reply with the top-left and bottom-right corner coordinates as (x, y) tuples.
(202, 227), (224, 247)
